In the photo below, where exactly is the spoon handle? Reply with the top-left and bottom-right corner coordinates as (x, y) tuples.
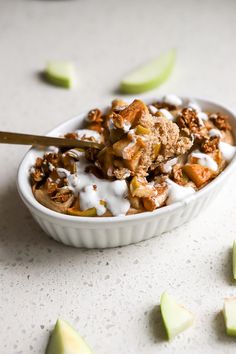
(0, 131), (103, 150)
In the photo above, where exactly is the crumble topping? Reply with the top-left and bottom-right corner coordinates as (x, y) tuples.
(30, 96), (235, 217)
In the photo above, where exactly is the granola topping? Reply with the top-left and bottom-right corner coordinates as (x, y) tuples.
(30, 96), (235, 217)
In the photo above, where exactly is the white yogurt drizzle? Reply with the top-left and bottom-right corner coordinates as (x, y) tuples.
(197, 111), (208, 121)
(159, 108), (174, 121)
(48, 162), (55, 172)
(148, 104), (174, 121)
(148, 105), (158, 114)
(188, 100), (208, 121)
(123, 121), (131, 132)
(219, 142), (236, 161)
(75, 129), (102, 143)
(188, 101), (201, 112)
(56, 168), (71, 178)
(45, 146), (59, 153)
(209, 128), (222, 138)
(166, 179), (195, 205)
(66, 156), (130, 216)
(190, 150), (218, 172)
(164, 94), (182, 106)
(108, 118), (131, 133)
(162, 158), (178, 173)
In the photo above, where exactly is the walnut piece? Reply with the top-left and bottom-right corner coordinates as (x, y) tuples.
(210, 113), (231, 131)
(177, 108), (202, 133)
(200, 136), (219, 153)
(87, 109), (103, 123)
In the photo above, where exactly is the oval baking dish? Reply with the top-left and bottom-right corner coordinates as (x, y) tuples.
(17, 97), (236, 248)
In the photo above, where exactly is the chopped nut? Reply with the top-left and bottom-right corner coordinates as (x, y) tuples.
(31, 168), (44, 183)
(87, 109), (103, 123)
(35, 157), (43, 168)
(210, 113), (231, 131)
(45, 152), (62, 167)
(200, 136), (219, 153)
(176, 108), (202, 133)
(45, 178), (58, 195)
(51, 189), (73, 203)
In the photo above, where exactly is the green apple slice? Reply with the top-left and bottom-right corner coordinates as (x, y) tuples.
(223, 297), (236, 336)
(120, 49), (176, 94)
(160, 292), (194, 340)
(45, 62), (77, 88)
(232, 241), (236, 279)
(46, 319), (93, 354)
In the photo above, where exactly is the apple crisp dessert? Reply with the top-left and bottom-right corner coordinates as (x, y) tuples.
(30, 95), (236, 217)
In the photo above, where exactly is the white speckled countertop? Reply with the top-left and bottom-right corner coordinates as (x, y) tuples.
(1, 0), (236, 353)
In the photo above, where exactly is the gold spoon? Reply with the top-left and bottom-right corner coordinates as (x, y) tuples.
(0, 131), (103, 150)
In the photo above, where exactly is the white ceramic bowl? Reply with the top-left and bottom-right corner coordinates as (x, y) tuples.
(17, 97), (236, 248)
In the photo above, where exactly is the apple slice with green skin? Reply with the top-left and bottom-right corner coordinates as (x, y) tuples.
(46, 319), (93, 354)
(223, 297), (236, 336)
(120, 49), (176, 94)
(232, 241), (236, 279)
(160, 292), (194, 340)
(45, 62), (78, 88)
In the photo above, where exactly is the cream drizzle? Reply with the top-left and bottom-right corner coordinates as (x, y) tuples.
(162, 158), (178, 173)
(219, 142), (236, 161)
(66, 157), (130, 216)
(209, 128), (222, 138)
(166, 179), (195, 205)
(75, 129), (102, 142)
(164, 94), (182, 106)
(190, 150), (218, 172)
(148, 105), (158, 114)
(159, 108), (174, 121)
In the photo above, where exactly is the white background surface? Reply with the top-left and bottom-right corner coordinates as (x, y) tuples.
(1, 0), (236, 353)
